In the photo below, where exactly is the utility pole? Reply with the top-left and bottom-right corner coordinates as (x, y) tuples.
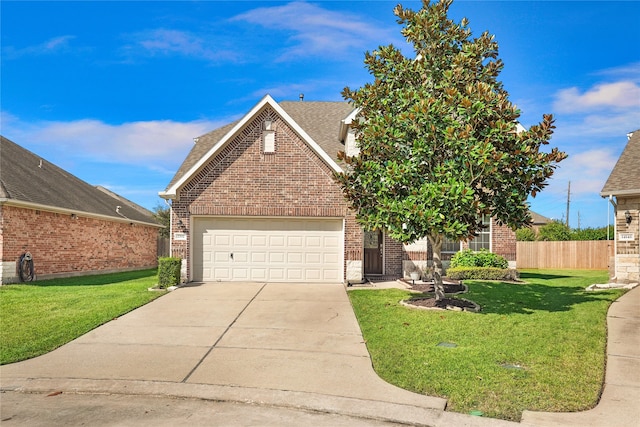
(577, 211), (581, 230)
(566, 181), (571, 228)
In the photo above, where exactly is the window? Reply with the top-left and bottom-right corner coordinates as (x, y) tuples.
(442, 236), (461, 254)
(263, 120), (275, 153)
(468, 214), (491, 251)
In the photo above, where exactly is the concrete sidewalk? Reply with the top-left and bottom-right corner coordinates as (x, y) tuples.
(1, 282), (638, 426)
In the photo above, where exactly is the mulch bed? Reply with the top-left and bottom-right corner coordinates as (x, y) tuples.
(400, 278), (480, 312)
(404, 280), (465, 294)
(406, 297), (478, 311)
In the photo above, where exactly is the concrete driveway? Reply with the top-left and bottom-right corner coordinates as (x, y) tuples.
(2, 282), (471, 426)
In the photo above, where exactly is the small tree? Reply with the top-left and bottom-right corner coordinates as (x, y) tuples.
(335, 0), (566, 301)
(152, 203), (170, 239)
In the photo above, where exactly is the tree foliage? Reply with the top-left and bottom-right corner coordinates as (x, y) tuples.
(517, 223), (614, 241)
(334, 0), (566, 299)
(153, 203), (170, 238)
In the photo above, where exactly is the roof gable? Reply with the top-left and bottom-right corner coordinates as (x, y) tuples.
(0, 136), (158, 225)
(161, 95), (353, 199)
(600, 130), (640, 196)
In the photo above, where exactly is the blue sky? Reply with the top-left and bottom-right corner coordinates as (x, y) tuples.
(2, 1), (639, 229)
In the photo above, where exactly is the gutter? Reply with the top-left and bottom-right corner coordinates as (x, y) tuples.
(0, 198), (164, 229)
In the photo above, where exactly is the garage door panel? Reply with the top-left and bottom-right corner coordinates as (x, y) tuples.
(269, 236), (285, 247)
(306, 237), (321, 247)
(251, 252), (267, 263)
(251, 236), (267, 247)
(193, 217), (343, 283)
(232, 236), (247, 246)
(269, 269), (286, 281)
(287, 236), (303, 247)
(214, 252), (228, 262)
(215, 235), (230, 245)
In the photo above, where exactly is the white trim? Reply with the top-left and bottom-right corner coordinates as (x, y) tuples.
(0, 198), (162, 228)
(160, 94), (344, 200)
(339, 107), (359, 142)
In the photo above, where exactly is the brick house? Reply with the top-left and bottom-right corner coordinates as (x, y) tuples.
(160, 95), (516, 284)
(0, 136), (162, 284)
(600, 129), (640, 283)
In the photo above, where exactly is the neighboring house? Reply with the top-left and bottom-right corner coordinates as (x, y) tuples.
(160, 95), (516, 284)
(0, 136), (162, 284)
(600, 129), (640, 283)
(530, 211), (553, 233)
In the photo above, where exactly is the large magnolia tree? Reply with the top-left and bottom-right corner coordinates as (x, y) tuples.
(335, 0), (567, 301)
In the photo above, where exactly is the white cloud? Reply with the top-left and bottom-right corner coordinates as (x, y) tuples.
(3, 35), (77, 59)
(231, 1), (397, 61)
(550, 148), (619, 196)
(122, 29), (239, 63)
(553, 81), (640, 113)
(1, 113), (224, 170)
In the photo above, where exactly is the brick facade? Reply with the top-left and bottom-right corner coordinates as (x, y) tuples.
(1, 205), (158, 283)
(614, 196), (639, 283)
(490, 219), (517, 262)
(169, 103), (519, 283)
(171, 106), (362, 281)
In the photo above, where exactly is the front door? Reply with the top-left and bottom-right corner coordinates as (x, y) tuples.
(364, 230), (383, 275)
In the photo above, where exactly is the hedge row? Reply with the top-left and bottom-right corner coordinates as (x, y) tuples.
(447, 267), (519, 281)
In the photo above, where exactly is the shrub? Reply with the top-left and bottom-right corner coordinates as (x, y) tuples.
(570, 225), (614, 241)
(516, 227), (537, 241)
(538, 221), (571, 241)
(450, 248), (508, 269)
(447, 267), (519, 281)
(158, 257), (181, 288)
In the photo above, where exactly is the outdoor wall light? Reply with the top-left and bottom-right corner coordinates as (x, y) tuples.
(71, 214), (78, 219)
(625, 210), (632, 225)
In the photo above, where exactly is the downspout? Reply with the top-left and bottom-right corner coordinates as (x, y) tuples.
(164, 198), (173, 257)
(608, 195), (617, 282)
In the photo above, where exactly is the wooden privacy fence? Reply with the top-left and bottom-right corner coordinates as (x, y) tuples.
(157, 237), (170, 258)
(517, 241), (614, 270)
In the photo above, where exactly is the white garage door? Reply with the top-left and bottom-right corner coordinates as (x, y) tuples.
(192, 217), (343, 283)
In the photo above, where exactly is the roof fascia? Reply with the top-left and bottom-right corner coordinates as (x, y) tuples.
(0, 198), (163, 228)
(161, 94), (343, 200)
(600, 189), (640, 198)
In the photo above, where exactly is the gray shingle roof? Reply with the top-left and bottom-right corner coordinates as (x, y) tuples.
(0, 136), (159, 225)
(163, 99), (355, 193)
(163, 121), (238, 193)
(600, 130), (640, 196)
(279, 100), (354, 165)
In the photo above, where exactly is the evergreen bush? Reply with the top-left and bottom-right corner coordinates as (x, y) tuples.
(447, 267), (519, 281)
(158, 257), (181, 288)
(450, 248), (508, 269)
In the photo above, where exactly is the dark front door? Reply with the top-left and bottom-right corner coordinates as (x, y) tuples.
(364, 230), (383, 275)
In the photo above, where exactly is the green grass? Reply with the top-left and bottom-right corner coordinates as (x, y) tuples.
(0, 269), (163, 365)
(348, 270), (626, 421)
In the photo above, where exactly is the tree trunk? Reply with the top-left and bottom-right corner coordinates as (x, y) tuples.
(428, 233), (445, 302)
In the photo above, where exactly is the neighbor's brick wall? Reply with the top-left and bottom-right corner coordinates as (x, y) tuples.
(1, 205), (158, 282)
(171, 105), (359, 280)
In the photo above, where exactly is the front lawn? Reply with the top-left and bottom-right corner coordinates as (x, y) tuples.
(348, 270), (625, 421)
(0, 269), (163, 365)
